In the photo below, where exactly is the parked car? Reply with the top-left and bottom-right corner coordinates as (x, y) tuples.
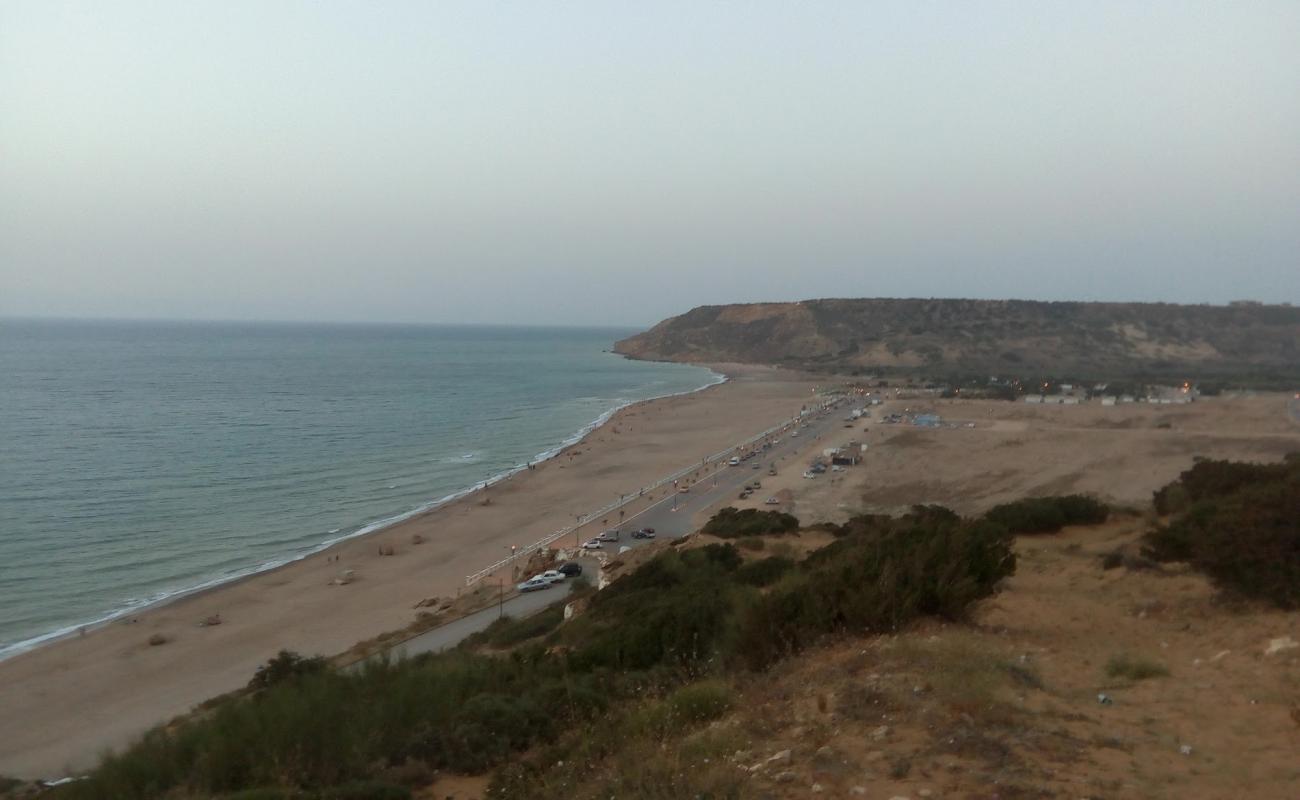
(678, 484), (690, 493)
(728, 456), (741, 466)
(557, 562), (583, 577)
(581, 539), (603, 550)
(596, 530), (619, 542)
(535, 570), (566, 584)
(632, 528), (656, 539)
(764, 496), (780, 505)
(517, 576), (551, 592)
(803, 471), (817, 479)
(751, 463), (761, 469)
(748, 481), (761, 489)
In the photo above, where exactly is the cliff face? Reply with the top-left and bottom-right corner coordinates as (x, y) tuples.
(615, 298), (1300, 383)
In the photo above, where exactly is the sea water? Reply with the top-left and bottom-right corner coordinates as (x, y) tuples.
(0, 319), (717, 658)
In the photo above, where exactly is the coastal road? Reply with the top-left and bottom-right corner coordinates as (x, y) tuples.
(389, 402), (850, 660)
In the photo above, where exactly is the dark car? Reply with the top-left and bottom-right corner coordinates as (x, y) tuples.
(557, 562), (583, 577)
(632, 528), (657, 539)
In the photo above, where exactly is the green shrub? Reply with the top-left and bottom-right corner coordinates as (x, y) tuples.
(1105, 654), (1169, 681)
(736, 536), (765, 551)
(247, 650), (327, 691)
(733, 556), (794, 587)
(463, 605), (565, 649)
(1144, 456), (1300, 608)
(1153, 457), (1292, 515)
(701, 507), (799, 538)
(983, 495), (1108, 534)
(665, 680), (733, 725)
(730, 515), (1015, 669)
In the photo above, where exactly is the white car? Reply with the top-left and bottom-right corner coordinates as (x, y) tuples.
(728, 456), (741, 466)
(803, 471), (817, 479)
(534, 570), (566, 584)
(596, 530), (620, 542)
(516, 576), (551, 592)
(581, 539), (603, 550)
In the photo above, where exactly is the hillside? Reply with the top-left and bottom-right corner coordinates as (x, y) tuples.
(614, 299), (1300, 384)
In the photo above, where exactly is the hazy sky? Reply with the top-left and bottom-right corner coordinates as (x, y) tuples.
(2, 1), (1298, 326)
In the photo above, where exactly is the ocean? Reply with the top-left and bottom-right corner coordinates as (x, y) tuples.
(0, 319), (718, 658)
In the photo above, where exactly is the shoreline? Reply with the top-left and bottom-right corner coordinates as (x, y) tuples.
(0, 363), (818, 778)
(0, 366), (729, 664)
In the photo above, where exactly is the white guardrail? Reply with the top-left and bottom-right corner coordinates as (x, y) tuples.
(463, 412), (815, 586)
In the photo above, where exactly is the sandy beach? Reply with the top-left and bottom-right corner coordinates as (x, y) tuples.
(0, 364), (823, 779)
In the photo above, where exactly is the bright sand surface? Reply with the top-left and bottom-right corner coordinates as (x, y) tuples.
(0, 365), (823, 778)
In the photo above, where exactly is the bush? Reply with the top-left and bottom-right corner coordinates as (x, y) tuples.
(733, 556), (794, 587)
(730, 514), (1015, 669)
(665, 680), (733, 725)
(1144, 456), (1300, 608)
(462, 605), (565, 649)
(248, 650), (327, 691)
(1152, 457), (1293, 515)
(701, 507), (799, 538)
(983, 495), (1109, 535)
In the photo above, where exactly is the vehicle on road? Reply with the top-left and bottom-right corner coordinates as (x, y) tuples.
(632, 529), (656, 539)
(751, 463), (761, 469)
(557, 562), (583, 577)
(517, 576), (551, 592)
(747, 481), (762, 489)
(739, 490), (751, 499)
(534, 570), (566, 584)
(596, 530), (620, 542)
(728, 456), (741, 466)
(803, 471), (817, 479)
(581, 539), (603, 550)
(831, 465), (845, 472)
(764, 496), (780, 505)
(678, 484), (690, 493)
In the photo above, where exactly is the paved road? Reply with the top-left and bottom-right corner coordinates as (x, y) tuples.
(388, 403), (851, 660)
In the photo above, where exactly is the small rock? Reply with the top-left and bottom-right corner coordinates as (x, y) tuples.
(870, 724), (891, 741)
(766, 749), (792, 766)
(1265, 636), (1298, 656)
(774, 770), (797, 783)
(811, 783), (824, 793)
(1097, 693), (1113, 705)
(1179, 744), (1193, 756)
(147, 633), (169, 646)
(918, 790), (934, 798)
(850, 788), (867, 797)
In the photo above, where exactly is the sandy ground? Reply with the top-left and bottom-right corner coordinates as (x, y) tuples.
(721, 393), (1300, 525)
(0, 364), (822, 779)
(729, 519), (1300, 800)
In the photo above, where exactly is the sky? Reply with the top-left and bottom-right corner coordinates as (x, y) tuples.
(2, 1), (1298, 327)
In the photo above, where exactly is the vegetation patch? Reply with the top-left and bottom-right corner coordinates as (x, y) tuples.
(1143, 454), (1300, 608)
(461, 605), (565, 650)
(983, 495), (1110, 535)
(1105, 653), (1170, 682)
(701, 506), (799, 538)
(53, 503), (1022, 800)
